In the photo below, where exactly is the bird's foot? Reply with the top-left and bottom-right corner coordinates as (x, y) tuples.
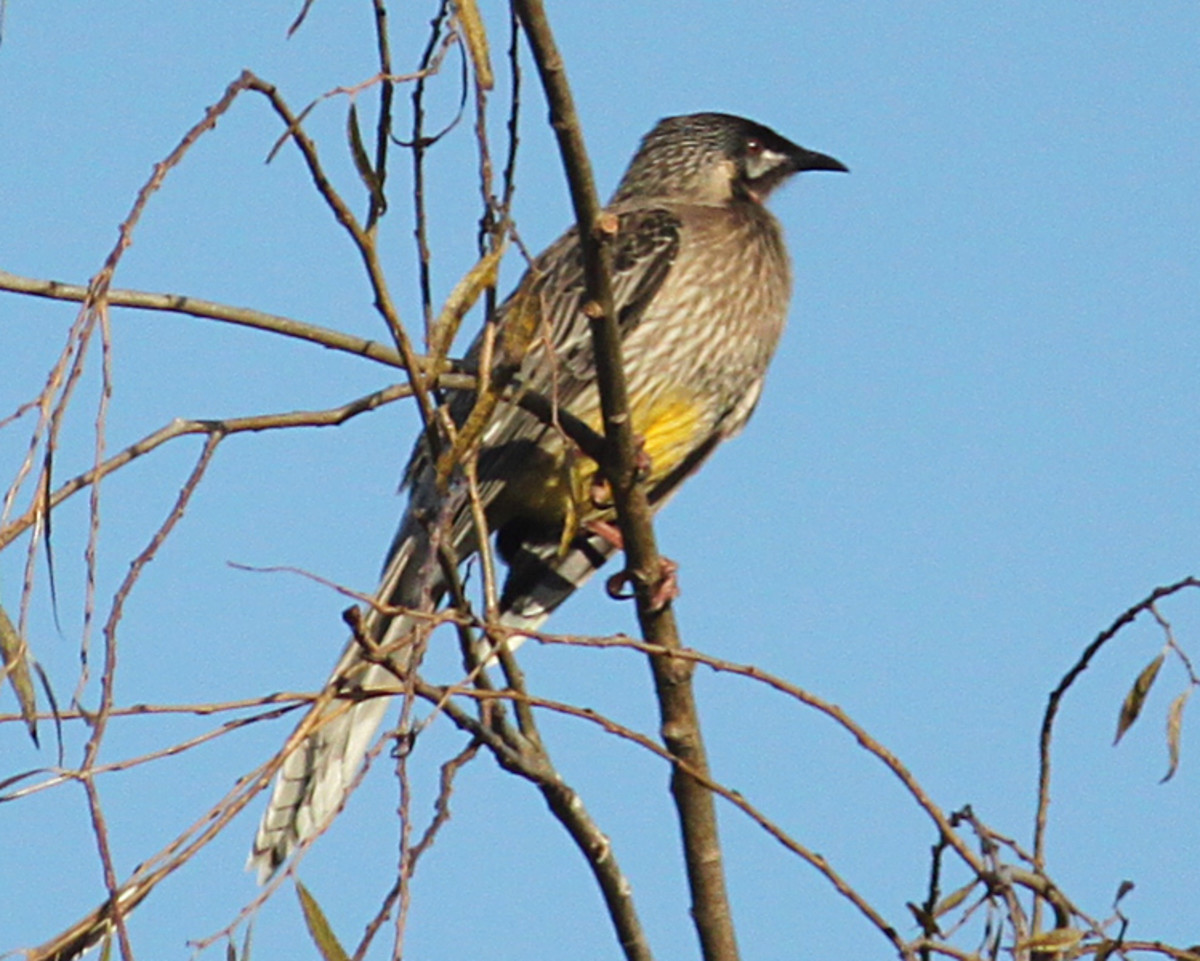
(648, 556), (680, 611)
(604, 555), (680, 613)
(585, 517), (624, 549)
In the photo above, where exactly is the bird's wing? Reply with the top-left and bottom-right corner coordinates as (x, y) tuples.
(524, 205), (683, 392)
(395, 206), (683, 534)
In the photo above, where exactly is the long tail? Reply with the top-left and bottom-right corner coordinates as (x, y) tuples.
(247, 516), (617, 882)
(247, 513), (437, 881)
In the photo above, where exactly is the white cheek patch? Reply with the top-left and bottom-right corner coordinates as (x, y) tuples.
(745, 148), (788, 182)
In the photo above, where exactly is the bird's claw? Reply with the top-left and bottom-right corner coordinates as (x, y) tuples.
(648, 556), (680, 611)
(585, 517), (624, 549)
(604, 555), (680, 612)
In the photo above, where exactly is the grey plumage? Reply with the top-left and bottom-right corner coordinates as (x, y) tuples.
(249, 112), (845, 880)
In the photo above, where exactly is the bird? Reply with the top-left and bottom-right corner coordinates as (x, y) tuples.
(249, 112), (846, 880)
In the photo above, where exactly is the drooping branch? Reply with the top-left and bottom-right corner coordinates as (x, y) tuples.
(1034, 577), (1200, 864)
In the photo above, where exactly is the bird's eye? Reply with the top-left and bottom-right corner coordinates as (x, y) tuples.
(745, 138), (764, 155)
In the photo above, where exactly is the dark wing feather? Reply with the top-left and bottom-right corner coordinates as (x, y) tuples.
(399, 206), (681, 526)
(524, 206), (681, 387)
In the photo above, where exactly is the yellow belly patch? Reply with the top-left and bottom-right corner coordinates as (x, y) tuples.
(627, 393), (709, 487)
(497, 392), (709, 545)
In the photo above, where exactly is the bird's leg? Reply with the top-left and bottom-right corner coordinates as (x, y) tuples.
(584, 517), (623, 549)
(588, 435), (678, 608)
(603, 554), (681, 612)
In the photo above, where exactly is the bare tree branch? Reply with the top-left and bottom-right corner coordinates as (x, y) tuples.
(512, 3), (740, 958)
(0, 269), (404, 368)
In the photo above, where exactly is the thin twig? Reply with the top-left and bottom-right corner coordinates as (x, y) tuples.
(242, 71), (444, 460)
(0, 269), (404, 368)
(411, 677), (655, 961)
(1034, 577), (1200, 872)
(0, 376), (606, 554)
(431, 681), (909, 960)
(2, 701), (307, 803)
(409, 0), (452, 342)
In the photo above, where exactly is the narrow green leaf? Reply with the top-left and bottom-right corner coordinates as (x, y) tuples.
(346, 103), (384, 212)
(296, 881), (350, 961)
(1114, 652), (1165, 744)
(933, 879), (978, 918)
(433, 267), (538, 490)
(0, 600), (38, 744)
(428, 244), (506, 365)
(287, 0), (318, 37)
(905, 901), (938, 936)
(240, 918), (255, 961)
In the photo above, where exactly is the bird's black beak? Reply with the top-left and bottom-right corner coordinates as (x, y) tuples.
(792, 147), (849, 174)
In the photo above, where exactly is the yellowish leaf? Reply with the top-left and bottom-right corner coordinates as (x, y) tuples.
(1015, 927), (1084, 954)
(933, 879), (978, 918)
(496, 271), (544, 367)
(428, 245), (506, 366)
(1114, 652), (1165, 744)
(0, 600), (38, 744)
(296, 881), (350, 961)
(453, 0), (493, 90)
(433, 270), (541, 490)
(1162, 688), (1190, 782)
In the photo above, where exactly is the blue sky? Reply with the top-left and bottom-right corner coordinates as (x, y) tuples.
(2, 3), (1199, 959)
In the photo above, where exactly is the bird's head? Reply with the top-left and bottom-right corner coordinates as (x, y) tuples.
(612, 112), (847, 207)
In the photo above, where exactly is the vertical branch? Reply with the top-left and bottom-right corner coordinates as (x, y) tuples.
(365, 0), (394, 233)
(79, 302), (115, 703)
(511, 3), (739, 959)
(409, 1), (452, 343)
(499, 7), (521, 221)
